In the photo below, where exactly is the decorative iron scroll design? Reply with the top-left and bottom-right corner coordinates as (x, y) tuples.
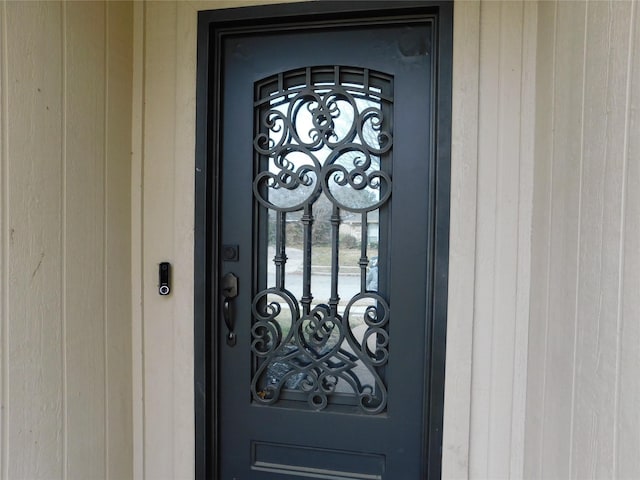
(251, 66), (393, 414)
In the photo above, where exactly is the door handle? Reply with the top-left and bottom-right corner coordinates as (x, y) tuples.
(221, 272), (238, 346)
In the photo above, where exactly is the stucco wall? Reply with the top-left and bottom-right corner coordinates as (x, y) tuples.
(0, 1), (133, 478)
(525, 1), (640, 478)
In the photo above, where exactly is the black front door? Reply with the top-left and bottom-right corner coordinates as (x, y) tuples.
(195, 3), (452, 479)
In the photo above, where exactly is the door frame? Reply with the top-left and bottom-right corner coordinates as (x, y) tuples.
(194, 2), (453, 478)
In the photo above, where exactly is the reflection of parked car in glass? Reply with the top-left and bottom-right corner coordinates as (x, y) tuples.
(366, 256), (378, 291)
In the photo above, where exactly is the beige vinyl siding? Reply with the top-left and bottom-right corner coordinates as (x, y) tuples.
(444, 2), (537, 478)
(0, 1), (133, 478)
(3, 0), (636, 478)
(526, 1), (640, 478)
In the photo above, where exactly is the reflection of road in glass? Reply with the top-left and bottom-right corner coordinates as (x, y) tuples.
(263, 247), (382, 395)
(266, 271), (363, 308)
(266, 246), (376, 310)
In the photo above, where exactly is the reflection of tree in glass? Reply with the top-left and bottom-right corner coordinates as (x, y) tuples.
(265, 88), (386, 245)
(310, 191), (377, 245)
(269, 189), (377, 247)
(266, 93), (386, 209)
(267, 161), (380, 211)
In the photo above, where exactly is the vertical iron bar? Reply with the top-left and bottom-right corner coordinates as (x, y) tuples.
(274, 210), (287, 290)
(359, 212), (369, 292)
(301, 204), (313, 315)
(329, 205), (341, 316)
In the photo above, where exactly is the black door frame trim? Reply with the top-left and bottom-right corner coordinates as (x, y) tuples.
(194, 2), (452, 478)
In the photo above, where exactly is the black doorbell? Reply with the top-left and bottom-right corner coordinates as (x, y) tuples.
(159, 262), (171, 295)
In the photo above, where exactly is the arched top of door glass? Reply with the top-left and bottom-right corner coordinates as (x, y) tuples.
(255, 65), (393, 105)
(253, 66), (393, 214)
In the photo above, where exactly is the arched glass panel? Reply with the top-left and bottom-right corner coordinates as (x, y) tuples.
(251, 66), (393, 414)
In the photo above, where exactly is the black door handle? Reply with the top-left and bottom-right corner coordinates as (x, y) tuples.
(221, 272), (238, 346)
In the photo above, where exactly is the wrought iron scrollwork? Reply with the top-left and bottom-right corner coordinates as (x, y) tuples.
(251, 66), (393, 414)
